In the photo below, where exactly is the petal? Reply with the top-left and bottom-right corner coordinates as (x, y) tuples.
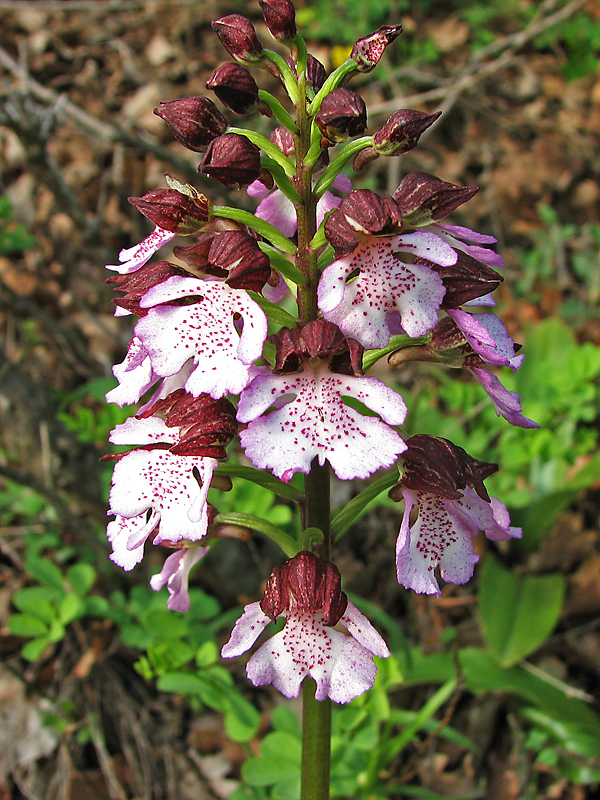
(136, 277), (268, 399)
(487, 497), (523, 542)
(107, 514), (155, 570)
(108, 450), (216, 544)
(256, 189), (298, 237)
(318, 235), (448, 348)
(106, 337), (158, 407)
(105, 226), (176, 274)
(109, 416), (179, 446)
(341, 601), (390, 658)
(150, 546), (210, 611)
(471, 368), (540, 428)
(449, 310), (520, 369)
(238, 366), (406, 480)
(246, 610), (380, 703)
(396, 489), (479, 596)
(221, 601), (271, 657)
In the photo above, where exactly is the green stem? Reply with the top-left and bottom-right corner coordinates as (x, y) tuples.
(294, 57), (333, 800)
(301, 678), (331, 800)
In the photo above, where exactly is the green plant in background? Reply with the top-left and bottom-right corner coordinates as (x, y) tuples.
(0, 196), (36, 254)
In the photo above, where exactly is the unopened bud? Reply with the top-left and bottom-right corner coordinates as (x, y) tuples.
(269, 126), (295, 156)
(199, 132), (262, 188)
(425, 251), (503, 309)
(259, 0), (297, 42)
(351, 25), (402, 72)
(212, 15), (264, 65)
(129, 188), (211, 235)
(315, 88), (367, 144)
(374, 109), (441, 156)
(154, 97), (227, 152)
(393, 172), (479, 227)
(206, 63), (260, 115)
(288, 54), (327, 92)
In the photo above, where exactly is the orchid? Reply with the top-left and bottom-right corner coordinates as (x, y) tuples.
(135, 276), (268, 399)
(222, 552), (390, 703)
(101, 3), (538, 793)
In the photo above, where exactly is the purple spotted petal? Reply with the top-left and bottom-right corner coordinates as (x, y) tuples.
(223, 604), (385, 703)
(221, 601), (272, 658)
(107, 450), (217, 570)
(237, 364), (407, 480)
(136, 276), (268, 399)
(108, 416), (179, 446)
(150, 545), (210, 611)
(106, 336), (158, 407)
(105, 226), (175, 274)
(318, 233), (455, 347)
(396, 489), (480, 596)
(471, 368), (539, 428)
(449, 310), (522, 370)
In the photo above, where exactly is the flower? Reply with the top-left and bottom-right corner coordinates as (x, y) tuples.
(392, 435), (522, 595)
(237, 320), (407, 481)
(106, 437), (217, 569)
(135, 275), (268, 399)
(221, 552), (390, 703)
(471, 368), (539, 428)
(150, 544), (210, 611)
(318, 232), (457, 348)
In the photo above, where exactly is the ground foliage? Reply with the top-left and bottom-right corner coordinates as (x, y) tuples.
(0, 0), (599, 798)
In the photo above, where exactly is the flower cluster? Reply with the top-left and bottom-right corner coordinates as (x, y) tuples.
(104, 0), (535, 701)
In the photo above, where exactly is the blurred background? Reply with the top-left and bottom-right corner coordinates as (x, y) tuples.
(0, 1), (599, 798)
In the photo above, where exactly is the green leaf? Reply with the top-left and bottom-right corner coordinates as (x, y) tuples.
(214, 464), (303, 502)
(479, 555), (565, 667)
(195, 640), (218, 667)
(140, 608), (189, 639)
(148, 639), (195, 673)
(12, 591), (56, 624)
(25, 556), (64, 590)
(21, 636), (52, 661)
(331, 472), (398, 538)
(242, 731), (301, 786)
(213, 206), (296, 255)
(66, 563), (96, 596)
(58, 593), (85, 625)
(224, 691), (261, 742)
(8, 613), (49, 637)
(214, 512), (299, 557)
(258, 243), (307, 286)
(246, 291), (298, 328)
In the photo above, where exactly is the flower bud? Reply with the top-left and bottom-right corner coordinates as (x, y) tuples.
(199, 132), (262, 188)
(324, 189), (402, 256)
(373, 109), (441, 157)
(206, 63), (260, 115)
(393, 172), (479, 227)
(129, 188), (211, 235)
(315, 88), (367, 145)
(269, 126), (295, 156)
(287, 53), (327, 92)
(259, 0), (297, 42)
(212, 15), (264, 65)
(260, 552), (348, 626)
(351, 25), (402, 72)
(154, 97), (227, 152)
(270, 319), (364, 376)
